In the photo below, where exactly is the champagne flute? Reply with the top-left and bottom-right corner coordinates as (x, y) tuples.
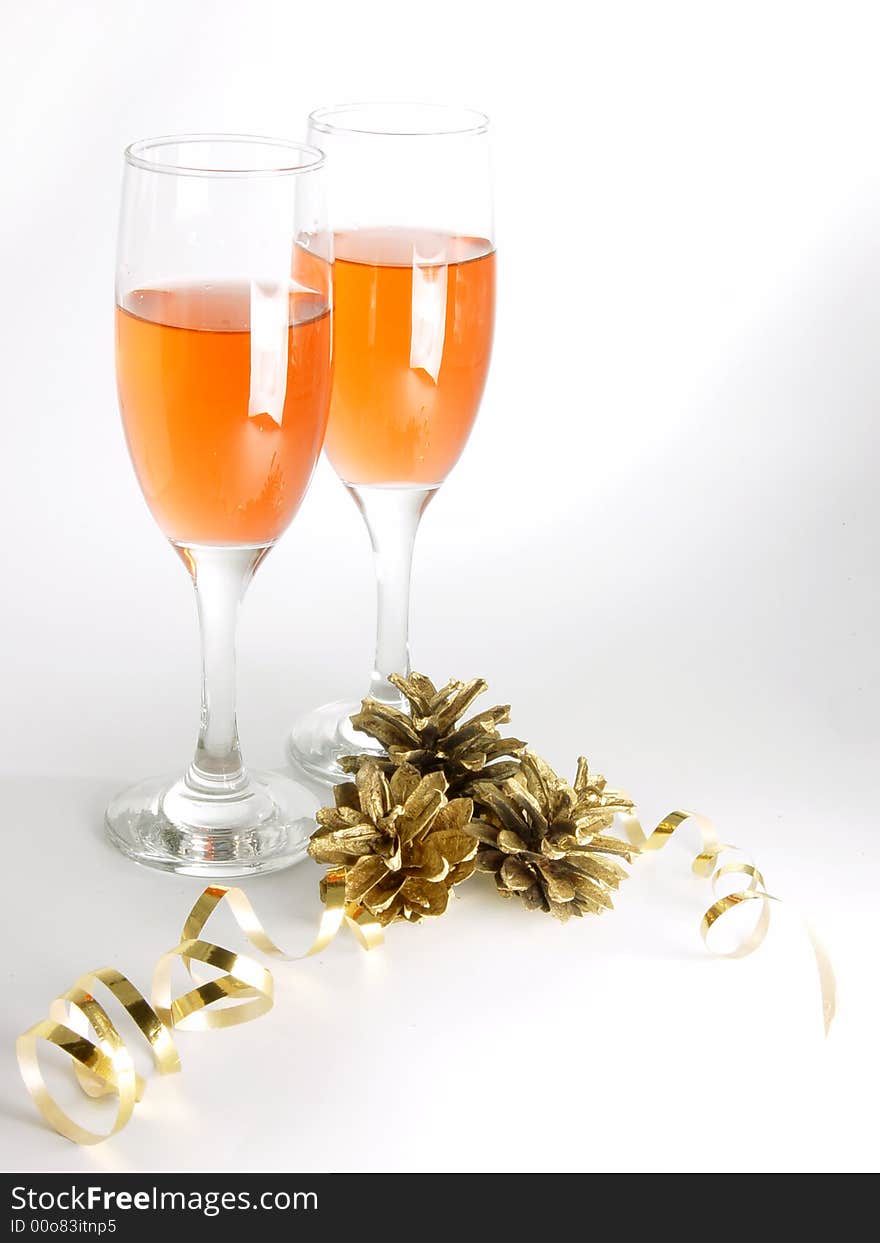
(108, 134), (332, 875)
(288, 103), (494, 783)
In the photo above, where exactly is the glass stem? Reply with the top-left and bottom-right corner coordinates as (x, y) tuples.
(349, 485), (436, 706)
(178, 544), (269, 793)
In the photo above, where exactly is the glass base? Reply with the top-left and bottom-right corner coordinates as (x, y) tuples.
(287, 699), (387, 786)
(104, 768), (316, 877)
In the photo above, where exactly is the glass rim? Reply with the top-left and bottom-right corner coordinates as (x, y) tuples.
(123, 133), (326, 178)
(308, 101), (490, 138)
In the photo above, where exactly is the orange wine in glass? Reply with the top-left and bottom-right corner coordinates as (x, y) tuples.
(116, 284), (330, 544)
(324, 228), (494, 486)
(288, 105), (494, 783)
(107, 135), (332, 876)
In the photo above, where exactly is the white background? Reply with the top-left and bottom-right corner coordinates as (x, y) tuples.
(1, 0), (877, 1174)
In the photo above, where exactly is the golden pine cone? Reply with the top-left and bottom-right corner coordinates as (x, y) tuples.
(472, 752), (638, 921)
(308, 758), (478, 926)
(340, 672), (525, 801)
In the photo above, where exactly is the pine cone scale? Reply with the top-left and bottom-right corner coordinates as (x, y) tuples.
(345, 855), (387, 903)
(499, 857), (534, 891)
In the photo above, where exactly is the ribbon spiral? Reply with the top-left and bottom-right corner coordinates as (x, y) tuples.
(16, 870), (382, 1145)
(619, 807), (836, 1033)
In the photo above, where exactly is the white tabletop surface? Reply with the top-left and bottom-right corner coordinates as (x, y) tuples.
(1, 0), (878, 1174)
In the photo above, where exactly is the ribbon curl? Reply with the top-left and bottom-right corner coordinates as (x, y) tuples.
(16, 870), (382, 1145)
(619, 807), (836, 1034)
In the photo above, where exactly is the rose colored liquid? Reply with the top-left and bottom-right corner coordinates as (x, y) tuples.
(323, 228), (494, 485)
(116, 283), (331, 545)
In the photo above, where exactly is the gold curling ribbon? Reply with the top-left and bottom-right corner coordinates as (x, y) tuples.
(17, 816), (836, 1144)
(619, 808), (836, 1035)
(16, 870), (382, 1145)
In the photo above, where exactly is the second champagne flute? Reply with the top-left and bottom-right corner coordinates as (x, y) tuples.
(288, 103), (494, 783)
